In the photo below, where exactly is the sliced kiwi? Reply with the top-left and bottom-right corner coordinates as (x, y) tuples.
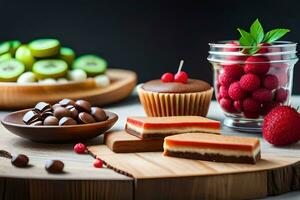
(8, 40), (21, 55)
(29, 39), (60, 58)
(15, 45), (36, 71)
(0, 59), (25, 82)
(0, 42), (10, 55)
(72, 55), (107, 77)
(0, 53), (12, 62)
(32, 59), (68, 80)
(60, 47), (75, 66)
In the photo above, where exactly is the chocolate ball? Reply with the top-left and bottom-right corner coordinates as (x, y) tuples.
(75, 100), (91, 112)
(23, 110), (40, 125)
(59, 99), (76, 107)
(59, 117), (77, 126)
(78, 112), (96, 124)
(53, 107), (71, 120)
(11, 154), (29, 168)
(30, 121), (43, 126)
(66, 105), (78, 119)
(45, 160), (64, 173)
(43, 116), (59, 126)
(91, 107), (107, 122)
(52, 103), (61, 109)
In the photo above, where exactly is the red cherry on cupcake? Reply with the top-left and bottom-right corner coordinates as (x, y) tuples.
(174, 60), (189, 83)
(161, 72), (174, 82)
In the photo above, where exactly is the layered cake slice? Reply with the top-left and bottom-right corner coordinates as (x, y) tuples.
(125, 116), (220, 139)
(164, 133), (261, 164)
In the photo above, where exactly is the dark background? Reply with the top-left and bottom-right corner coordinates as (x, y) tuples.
(1, 0), (300, 94)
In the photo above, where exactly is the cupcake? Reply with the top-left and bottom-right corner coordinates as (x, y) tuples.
(138, 61), (213, 117)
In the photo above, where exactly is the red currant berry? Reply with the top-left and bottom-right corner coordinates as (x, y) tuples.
(93, 158), (103, 168)
(73, 143), (86, 154)
(161, 73), (174, 82)
(174, 71), (188, 83)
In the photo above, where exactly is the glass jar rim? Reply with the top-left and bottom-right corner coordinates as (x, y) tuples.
(208, 40), (297, 48)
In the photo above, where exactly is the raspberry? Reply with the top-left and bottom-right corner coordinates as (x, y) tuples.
(244, 112), (260, 119)
(219, 73), (236, 87)
(239, 74), (261, 91)
(216, 94), (222, 102)
(253, 88), (273, 102)
(277, 70), (288, 86)
(219, 98), (235, 113)
(228, 81), (247, 100)
(223, 41), (240, 52)
(93, 158), (103, 168)
(275, 88), (288, 102)
(244, 56), (270, 75)
(257, 43), (271, 54)
(242, 98), (261, 113)
(73, 143), (86, 154)
(261, 101), (280, 116)
(263, 74), (278, 90)
(219, 86), (229, 98)
(222, 64), (244, 79)
(233, 101), (242, 112)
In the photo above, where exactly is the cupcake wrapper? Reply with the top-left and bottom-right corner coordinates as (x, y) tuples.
(138, 86), (213, 117)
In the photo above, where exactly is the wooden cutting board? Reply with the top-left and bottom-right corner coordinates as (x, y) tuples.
(88, 143), (300, 200)
(104, 131), (164, 153)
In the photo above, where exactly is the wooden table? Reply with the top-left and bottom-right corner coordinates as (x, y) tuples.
(0, 94), (299, 200)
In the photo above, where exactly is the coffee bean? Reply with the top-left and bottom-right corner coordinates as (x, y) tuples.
(75, 100), (91, 112)
(45, 160), (64, 173)
(11, 154), (29, 168)
(43, 116), (59, 126)
(59, 117), (77, 126)
(78, 112), (96, 124)
(91, 107), (107, 122)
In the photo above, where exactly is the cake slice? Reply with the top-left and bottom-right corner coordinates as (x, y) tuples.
(125, 116), (220, 139)
(163, 133), (261, 164)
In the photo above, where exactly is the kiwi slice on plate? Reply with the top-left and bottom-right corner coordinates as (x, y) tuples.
(8, 40), (21, 55)
(32, 59), (68, 80)
(60, 47), (75, 66)
(0, 42), (10, 55)
(0, 59), (25, 82)
(0, 53), (12, 62)
(72, 55), (107, 76)
(15, 45), (35, 71)
(29, 39), (60, 58)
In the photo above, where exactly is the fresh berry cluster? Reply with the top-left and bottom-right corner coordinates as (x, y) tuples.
(216, 42), (289, 118)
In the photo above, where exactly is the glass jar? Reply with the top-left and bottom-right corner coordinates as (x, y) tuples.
(207, 41), (298, 132)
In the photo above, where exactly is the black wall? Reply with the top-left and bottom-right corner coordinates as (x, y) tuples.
(1, 0), (300, 94)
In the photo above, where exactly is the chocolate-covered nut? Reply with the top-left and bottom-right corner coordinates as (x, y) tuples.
(45, 160), (64, 173)
(59, 99), (76, 107)
(23, 110), (40, 124)
(11, 154), (29, 168)
(53, 107), (71, 120)
(59, 117), (77, 126)
(75, 100), (91, 112)
(34, 102), (52, 113)
(30, 121), (43, 126)
(43, 116), (59, 126)
(66, 105), (78, 119)
(91, 107), (107, 122)
(52, 103), (61, 109)
(78, 112), (96, 124)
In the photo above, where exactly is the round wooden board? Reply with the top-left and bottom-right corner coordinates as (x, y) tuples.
(0, 68), (137, 109)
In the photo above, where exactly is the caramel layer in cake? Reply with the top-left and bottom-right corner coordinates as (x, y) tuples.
(125, 116), (220, 139)
(163, 133), (261, 164)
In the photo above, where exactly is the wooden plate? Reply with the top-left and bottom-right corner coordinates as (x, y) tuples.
(0, 68), (137, 109)
(1, 109), (118, 143)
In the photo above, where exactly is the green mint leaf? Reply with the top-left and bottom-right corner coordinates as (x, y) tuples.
(237, 28), (256, 46)
(263, 29), (290, 43)
(250, 19), (264, 43)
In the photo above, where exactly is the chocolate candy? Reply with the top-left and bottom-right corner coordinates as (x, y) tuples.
(30, 121), (43, 126)
(45, 160), (64, 173)
(54, 106), (71, 120)
(52, 103), (61, 109)
(43, 116), (59, 126)
(66, 105), (78, 119)
(59, 99), (76, 107)
(34, 102), (52, 113)
(59, 117), (77, 126)
(23, 110), (40, 125)
(11, 154), (29, 168)
(91, 107), (107, 122)
(78, 112), (96, 124)
(75, 100), (91, 112)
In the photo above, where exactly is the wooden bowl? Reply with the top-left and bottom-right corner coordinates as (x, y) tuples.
(1, 109), (118, 143)
(0, 69), (137, 109)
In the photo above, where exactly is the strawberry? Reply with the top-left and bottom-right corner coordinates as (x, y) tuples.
(263, 74), (278, 90)
(263, 106), (300, 146)
(252, 88), (273, 102)
(244, 56), (270, 75)
(228, 81), (247, 100)
(239, 73), (261, 91)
